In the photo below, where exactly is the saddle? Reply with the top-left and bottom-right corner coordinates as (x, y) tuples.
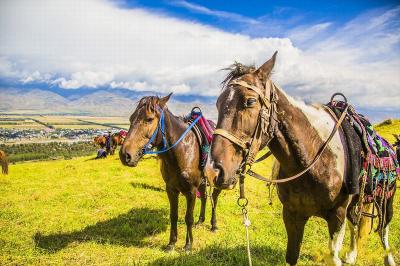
(327, 99), (399, 200)
(184, 107), (216, 169)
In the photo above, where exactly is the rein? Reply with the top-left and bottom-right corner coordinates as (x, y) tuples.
(142, 107), (202, 155)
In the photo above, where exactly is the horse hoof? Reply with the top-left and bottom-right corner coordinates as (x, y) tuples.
(211, 226), (218, 232)
(344, 251), (357, 265)
(384, 254), (396, 266)
(165, 244), (175, 253)
(325, 255), (342, 266)
(184, 244), (192, 253)
(195, 219), (204, 227)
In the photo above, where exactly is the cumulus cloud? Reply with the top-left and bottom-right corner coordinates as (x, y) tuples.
(0, 0), (399, 112)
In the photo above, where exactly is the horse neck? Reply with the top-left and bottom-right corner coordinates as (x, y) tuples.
(267, 84), (335, 175)
(155, 108), (190, 153)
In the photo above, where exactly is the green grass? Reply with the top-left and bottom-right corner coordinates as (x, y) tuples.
(0, 153), (399, 266)
(0, 120), (399, 265)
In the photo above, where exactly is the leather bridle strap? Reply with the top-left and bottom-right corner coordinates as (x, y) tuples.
(213, 128), (248, 150)
(231, 80), (270, 107)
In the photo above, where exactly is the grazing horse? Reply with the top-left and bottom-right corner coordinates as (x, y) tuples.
(94, 136), (106, 149)
(209, 52), (397, 265)
(0, 150), (9, 175)
(119, 94), (221, 252)
(110, 132), (125, 155)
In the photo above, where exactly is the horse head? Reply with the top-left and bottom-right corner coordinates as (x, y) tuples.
(120, 93), (172, 167)
(210, 51), (278, 189)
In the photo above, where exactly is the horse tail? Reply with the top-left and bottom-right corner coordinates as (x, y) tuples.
(357, 202), (374, 247)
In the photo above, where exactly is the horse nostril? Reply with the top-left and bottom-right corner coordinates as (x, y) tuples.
(213, 163), (224, 186)
(125, 152), (132, 163)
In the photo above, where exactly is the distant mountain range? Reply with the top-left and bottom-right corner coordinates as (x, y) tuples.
(0, 87), (218, 120)
(0, 87), (397, 123)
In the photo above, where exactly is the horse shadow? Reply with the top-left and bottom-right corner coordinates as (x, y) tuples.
(34, 207), (168, 253)
(149, 244), (285, 265)
(130, 182), (165, 192)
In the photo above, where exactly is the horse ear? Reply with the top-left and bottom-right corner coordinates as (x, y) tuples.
(159, 93), (173, 108)
(255, 51), (277, 85)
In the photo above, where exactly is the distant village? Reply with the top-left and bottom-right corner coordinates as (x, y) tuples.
(0, 128), (116, 143)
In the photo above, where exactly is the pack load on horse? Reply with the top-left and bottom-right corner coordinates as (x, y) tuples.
(0, 150), (9, 175)
(183, 107), (216, 168)
(120, 94), (221, 252)
(208, 52), (399, 266)
(105, 131), (113, 155)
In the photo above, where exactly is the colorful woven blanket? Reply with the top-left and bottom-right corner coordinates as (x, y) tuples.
(329, 100), (399, 201)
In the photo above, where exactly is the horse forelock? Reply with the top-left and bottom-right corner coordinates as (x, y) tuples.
(221, 62), (256, 90)
(131, 96), (160, 123)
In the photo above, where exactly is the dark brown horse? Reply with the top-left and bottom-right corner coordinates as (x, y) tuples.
(119, 94), (221, 252)
(0, 150), (9, 175)
(209, 52), (397, 266)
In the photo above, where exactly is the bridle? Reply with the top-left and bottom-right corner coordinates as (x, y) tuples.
(213, 78), (349, 192)
(213, 77), (279, 190)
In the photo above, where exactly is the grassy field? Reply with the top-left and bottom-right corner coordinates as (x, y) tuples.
(0, 121), (399, 265)
(0, 114), (129, 130)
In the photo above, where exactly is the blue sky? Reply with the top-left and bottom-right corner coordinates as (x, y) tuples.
(0, 0), (399, 117)
(123, 0), (399, 38)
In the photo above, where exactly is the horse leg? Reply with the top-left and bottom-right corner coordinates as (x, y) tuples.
(344, 221), (358, 265)
(382, 225), (396, 266)
(326, 206), (347, 266)
(382, 197), (395, 266)
(184, 190), (196, 252)
(165, 187), (179, 252)
(210, 188), (222, 232)
(196, 183), (206, 226)
(283, 207), (308, 266)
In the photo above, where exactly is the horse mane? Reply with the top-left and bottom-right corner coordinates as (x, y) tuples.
(138, 96), (160, 112)
(221, 61), (256, 89)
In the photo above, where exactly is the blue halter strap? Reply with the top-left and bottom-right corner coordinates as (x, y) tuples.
(143, 107), (202, 155)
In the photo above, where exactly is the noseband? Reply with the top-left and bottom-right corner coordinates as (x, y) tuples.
(213, 78), (279, 175)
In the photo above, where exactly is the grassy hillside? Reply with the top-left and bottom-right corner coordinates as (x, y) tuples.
(0, 120), (399, 265)
(375, 119), (400, 144)
(1, 153), (399, 265)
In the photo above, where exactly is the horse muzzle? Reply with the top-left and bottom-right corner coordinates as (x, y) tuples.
(212, 162), (237, 190)
(119, 148), (143, 167)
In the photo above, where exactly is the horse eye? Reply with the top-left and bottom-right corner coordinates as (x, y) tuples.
(146, 117), (154, 122)
(246, 98), (257, 107)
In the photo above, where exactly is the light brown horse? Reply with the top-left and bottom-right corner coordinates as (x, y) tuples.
(93, 136), (106, 149)
(209, 52), (397, 266)
(119, 94), (221, 252)
(0, 150), (9, 175)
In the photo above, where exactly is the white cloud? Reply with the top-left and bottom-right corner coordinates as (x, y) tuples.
(171, 1), (259, 25)
(288, 22), (332, 43)
(0, 0), (399, 111)
(53, 71), (114, 89)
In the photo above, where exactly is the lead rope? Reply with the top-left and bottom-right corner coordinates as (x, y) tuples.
(204, 176), (215, 209)
(238, 173), (252, 266)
